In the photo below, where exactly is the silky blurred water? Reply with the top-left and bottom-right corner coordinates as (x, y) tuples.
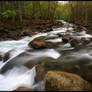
(0, 20), (92, 91)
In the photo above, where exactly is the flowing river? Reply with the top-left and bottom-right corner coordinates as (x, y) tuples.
(0, 20), (92, 91)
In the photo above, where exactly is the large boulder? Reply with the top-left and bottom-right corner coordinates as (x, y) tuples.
(45, 71), (92, 91)
(29, 40), (57, 49)
(28, 36), (64, 49)
(29, 41), (46, 49)
(28, 36), (46, 49)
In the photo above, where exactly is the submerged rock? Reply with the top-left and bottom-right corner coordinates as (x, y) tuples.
(24, 60), (36, 69)
(62, 37), (69, 43)
(45, 71), (92, 91)
(0, 55), (2, 61)
(70, 39), (81, 47)
(3, 51), (10, 62)
(14, 87), (32, 91)
(35, 65), (46, 83)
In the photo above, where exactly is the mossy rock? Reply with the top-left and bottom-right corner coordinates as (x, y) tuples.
(45, 71), (92, 91)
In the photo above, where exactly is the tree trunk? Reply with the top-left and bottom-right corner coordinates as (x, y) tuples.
(18, 1), (23, 22)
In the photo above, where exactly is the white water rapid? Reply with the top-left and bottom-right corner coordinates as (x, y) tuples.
(0, 20), (92, 91)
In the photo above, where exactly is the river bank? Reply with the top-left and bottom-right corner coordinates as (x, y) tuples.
(0, 19), (63, 41)
(0, 19), (92, 41)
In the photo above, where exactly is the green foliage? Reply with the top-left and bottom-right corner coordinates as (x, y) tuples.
(1, 10), (16, 19)
(0, 1), (92, 25)
(24, 2), (33, 18)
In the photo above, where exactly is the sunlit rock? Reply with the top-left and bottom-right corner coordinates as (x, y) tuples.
(45, 71), (92, 91)
(28, 36), (64, 49)
(31, 36), (46, 41)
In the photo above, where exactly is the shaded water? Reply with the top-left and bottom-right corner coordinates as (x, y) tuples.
(0, 20), (92, 91)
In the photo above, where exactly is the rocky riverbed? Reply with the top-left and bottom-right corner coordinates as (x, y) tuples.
(0, 20), (92, 91)
(0, 19), (63, 41)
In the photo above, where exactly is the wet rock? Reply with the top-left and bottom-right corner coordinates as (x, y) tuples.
(35, 26), (42, 29)
(67, 30), (72, 32)
(70, 39), (81, 47)
(24, 61), (36, 69)
(28, 35), (65, 49)
(29, 40), (64, 49)
(25, 57), (55, 69)
(35, 65), (46, 83)
(25, 57), (57, 83)
(83, 24), (90, 28)
(55, 42), (65, 47)
(63, 33), (71, 37)
(28, 36), (47, 49)
(3, 51), (10, 62)
(74, 65), (80, 70)
(29, 41), (47, 49)
(25, 61), (47, 83)
(81, 38), (91, 45)
(46, 27), (53, 32)
(87, 64), (92, 70)
(32, 36), (46, 41)
(28, 36), (61, 49)
(45, 71), (92, 91)
(0, 52), (35, 74)
(56, 21), (63, 27)
(57, 33), (63, 37)
(62, 38), (69, 43)
(14, 87), (32, 91)
(0, 55), (2, 61)
(39, 57), (55, 66)
(21, 30), (30, 36)
(45, 36), (58, 40)
(83, 71), (92, 82)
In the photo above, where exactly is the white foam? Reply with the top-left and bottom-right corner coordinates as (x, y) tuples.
(0, 61), (3, 66)
(46, 38), (62, 43)
(0, 66), (36, 91)
(26, 49), (61, 60)
(0, 20), (91, 91)
(0, 38), (30, 54)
